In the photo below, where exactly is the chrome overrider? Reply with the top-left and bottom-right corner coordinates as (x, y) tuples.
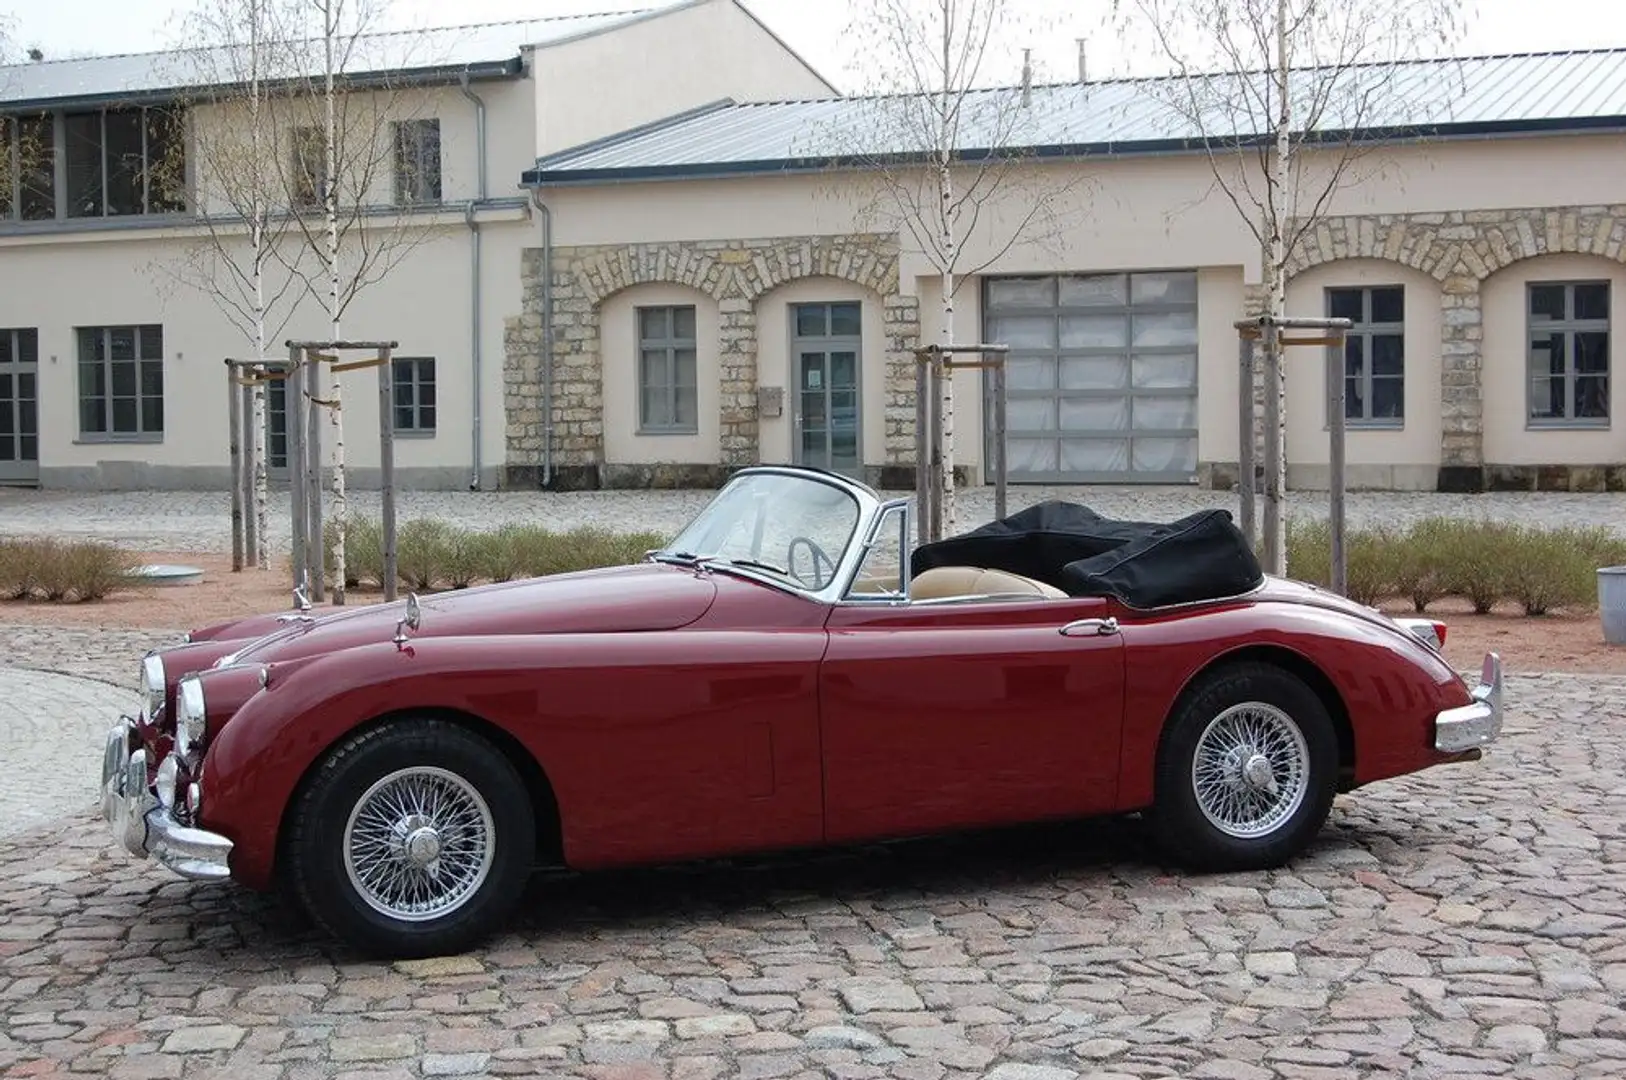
(99, 716), (233, 881)
(1433, 651), (1504, 754)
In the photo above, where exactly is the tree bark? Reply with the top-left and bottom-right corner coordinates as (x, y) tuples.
(323, 0), (347, 605)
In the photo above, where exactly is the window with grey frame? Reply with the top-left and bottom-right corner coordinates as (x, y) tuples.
(1528, 281), (1609, 426)
(392, 119), (441, 205)
(637, 305), (698, 434)
(78, 325), (164, 440)
(392, 357), (436, 434)
(1326, 285), (1404, 425)
(1, 114), (57, 221)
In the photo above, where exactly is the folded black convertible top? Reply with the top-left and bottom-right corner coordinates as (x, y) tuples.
(909, 501), (1264, 609)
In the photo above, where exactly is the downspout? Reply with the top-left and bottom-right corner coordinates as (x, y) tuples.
(459, 68), (488, 490)
(529, 185), (554, 488)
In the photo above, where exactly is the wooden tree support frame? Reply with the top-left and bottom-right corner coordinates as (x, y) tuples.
(1234, 315), (1354, 595)
(914, 344), (1009, 546)
(224, 341), (403, 609)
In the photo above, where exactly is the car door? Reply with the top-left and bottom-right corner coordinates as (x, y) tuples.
(818, 594), (1127, 845)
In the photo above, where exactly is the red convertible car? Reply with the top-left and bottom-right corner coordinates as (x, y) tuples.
(101, 466), (1502, 957)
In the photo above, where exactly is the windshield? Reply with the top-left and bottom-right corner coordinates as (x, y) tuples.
(657, 472), (862, 592)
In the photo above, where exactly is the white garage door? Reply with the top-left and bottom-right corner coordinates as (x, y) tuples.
(983, 271), (1200, 483)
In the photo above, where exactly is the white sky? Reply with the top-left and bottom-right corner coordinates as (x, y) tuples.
(7, 0), (1625, 91)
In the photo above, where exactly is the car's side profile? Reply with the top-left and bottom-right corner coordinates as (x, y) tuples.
(100, 467), (1502, 957)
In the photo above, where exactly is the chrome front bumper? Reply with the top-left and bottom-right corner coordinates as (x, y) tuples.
(99, 717), (233, 882)
(1434, 652), (1504, 753)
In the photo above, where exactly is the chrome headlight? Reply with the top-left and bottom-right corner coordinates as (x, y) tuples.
(139, 654), (165, 721)
(176, 676), (207, 759)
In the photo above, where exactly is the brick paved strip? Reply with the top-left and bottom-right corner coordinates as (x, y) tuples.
(0, 674), (1620, 1079)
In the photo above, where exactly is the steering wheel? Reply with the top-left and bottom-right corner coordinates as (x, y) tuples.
(787, 536), (836, 590)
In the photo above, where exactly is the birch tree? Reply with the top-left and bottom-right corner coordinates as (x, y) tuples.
(162, 0), (308, 570)
(271, 0), (439, 604)
(828, 0), (1085, 537)
(1109, 0), (1464, 572)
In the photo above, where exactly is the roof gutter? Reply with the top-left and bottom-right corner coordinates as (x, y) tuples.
(458, 67), (489, 491)
(528, 186), (555, 488)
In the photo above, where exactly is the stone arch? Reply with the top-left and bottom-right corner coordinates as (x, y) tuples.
(734, 233), (901, 302)
(1284, 214), (1455, 282)
(572, 244), (730, 308)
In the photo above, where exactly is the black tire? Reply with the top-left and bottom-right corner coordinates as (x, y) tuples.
(284, 717), (535, 958)
(1148, 661), (1338, 873)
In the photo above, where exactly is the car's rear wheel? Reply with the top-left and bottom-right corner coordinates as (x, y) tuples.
(1148, 662), (1338, 872)
(284, 718), (535, 958)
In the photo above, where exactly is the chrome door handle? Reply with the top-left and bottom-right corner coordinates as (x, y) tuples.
(1059, 617), (1120, 637)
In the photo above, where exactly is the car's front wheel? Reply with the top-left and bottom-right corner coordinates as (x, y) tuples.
(1148, 661), (1338, 873)
(284, 718), (535, 958)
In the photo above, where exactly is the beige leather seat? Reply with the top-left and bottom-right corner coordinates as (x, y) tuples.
(909, 565), (1067, 600)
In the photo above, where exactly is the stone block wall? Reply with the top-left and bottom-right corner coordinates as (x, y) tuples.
(503, 232), (921, 489)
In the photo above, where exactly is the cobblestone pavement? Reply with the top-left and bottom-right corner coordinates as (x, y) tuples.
(1, 621), (1625, 1077)
(2, 484), (1625, 554)
(0, 668), (138, 837)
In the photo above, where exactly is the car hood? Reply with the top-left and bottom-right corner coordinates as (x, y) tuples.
(1256, 575), (1419, 635)
(219, 562), (718, 666)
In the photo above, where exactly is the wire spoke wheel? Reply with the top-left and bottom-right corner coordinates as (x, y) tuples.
(342, 765), (496, 922)
(1190, 701), (1310, 840)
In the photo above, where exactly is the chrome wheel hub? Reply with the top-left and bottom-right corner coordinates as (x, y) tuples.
(342, 767), (495, 922)
(1192, 703), (1310, 839)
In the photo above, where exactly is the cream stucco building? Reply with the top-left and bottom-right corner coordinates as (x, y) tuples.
(0, 0), (832, 489)
(5, 17), (1626, 495)
(512, 48), (1626, 494)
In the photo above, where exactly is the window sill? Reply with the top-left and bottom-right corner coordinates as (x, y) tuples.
(1322, 421), (1405, 432)
(1526, 420), (1611, 431)
(75, 435), (164, 445)
(637, 429), (700, 437)
(392, 428), (436, 439)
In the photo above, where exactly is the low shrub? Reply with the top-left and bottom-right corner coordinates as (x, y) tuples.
(1507, 525), (1601, 616)
(315, 517), (668, 595)
(0, 536), (136, 603)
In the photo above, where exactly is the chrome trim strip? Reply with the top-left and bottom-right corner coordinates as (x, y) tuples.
(100, 717), (234, 882)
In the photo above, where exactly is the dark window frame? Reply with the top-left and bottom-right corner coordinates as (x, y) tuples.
(392, 118), (442, 205)
(0, 327), (41, 467)
(1527, 279), (1610, 429)
(3, 106), (185, 222)
(391, 356), (437, 435)
(1325, 284), (1406, 428)
(290, 125), (325, 209)
(636, 305), (699, 435)
(76, 324), (165, 443)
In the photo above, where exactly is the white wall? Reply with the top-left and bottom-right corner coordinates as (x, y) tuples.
(533, 0), (834, 158)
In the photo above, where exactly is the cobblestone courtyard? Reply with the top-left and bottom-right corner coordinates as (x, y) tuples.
(2, 486), (1625, 1078)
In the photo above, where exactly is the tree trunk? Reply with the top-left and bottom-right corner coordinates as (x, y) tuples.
(1262, 0), (1292, 576)
(249, 0), (269, 569)
(935, 12), (957, 539)
(323, 1), (347, 605)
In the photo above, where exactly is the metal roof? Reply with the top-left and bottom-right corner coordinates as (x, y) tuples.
(523, 47), (1626, 185)
(0, 2), (693, 110)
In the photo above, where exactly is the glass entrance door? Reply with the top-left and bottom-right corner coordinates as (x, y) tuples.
(792, 302), (861, 476)
(0, 329), (39, 486)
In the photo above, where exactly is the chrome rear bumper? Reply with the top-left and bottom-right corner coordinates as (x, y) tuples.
(1434, 652), (1504, 753)
(100, 718), (233, 882)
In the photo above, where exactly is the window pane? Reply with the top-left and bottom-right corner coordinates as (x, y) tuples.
(1129, 272), (1197, 306)
(1575, 282), (1610, 321)
(1370, 286), (1404, 324)
(1371, 334), (1404, 376)
(1132, 353), (1196, 389)
(1531, 333), (1565, 377)
(1343, 336), (1366, 379)
(103, 109), (144, 216)
(112, 398), (137, 432)
(145, 107), (186, 212)
(18, 115), (55, 221)
(1132, 395), (1197, 430)
(673, 347), (697, 387)
(1132, 310), (1197, 347)
(80, 395), (105, 433)
(989, 315), (1055, 349)
(1344, 376), (1364, 419)
(1058, 274), (1126, 307)
(1132, 436), (1196, 473)
(1059, 314), (1128, 348)
(141, 396), (163, 433)
(830, 302), (861, 337)
(111, 361), (136, 397)
(79, 360), (105, 398)
(139, 360), (163, 396)
(1060, 356), (1129, 390)
(641, 387), (668, 428)
(1370, 376), (1404, 419)
(1008, 398), (1056, 432)
(1530, 376), (1562, 420)
(392, 358), (413, 383)
(1008, 438), (1058, 473)
(1060, 438), (1127, 472)
(18, 435), (33, 461)
(1530, 284), (1566, 321)
(64, 112), (104, 218)
(674, 385), (698, 428)
(420, 381), (435, 407)
(1328, 288), (1363, 322)
(1576, 331), (1609, 374)
(419, 405), (435, 429)
(0, 334), (9, 366)
(640, 348), (669, 390)
(395, 406), (415, 430)
(1006, 356), (1055, 390)
(1059, 396), (1129, 432)
(394, 381), (414, 409)
(0, 119), (11, 220)
(1576, 375), (1609, 419)
(795, 305), (826, 338)
(986, 276), (1053, 308)
(672, 305), (697, 342)
(17, 330), (37, 365)
(140, 325), (162, 359)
